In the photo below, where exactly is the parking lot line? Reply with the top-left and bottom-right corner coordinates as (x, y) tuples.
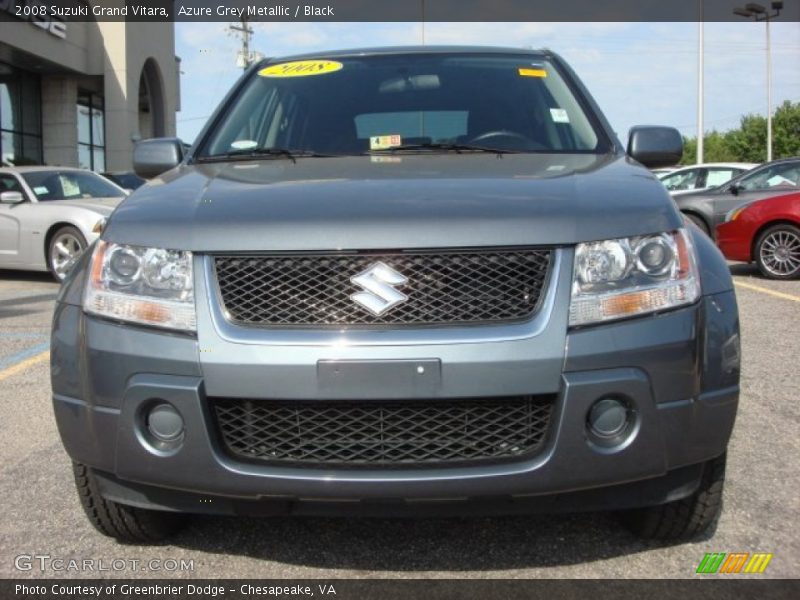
(734, 280), (800, 303)
(0, 339), (49, 367)
(0, 350), (49, 384)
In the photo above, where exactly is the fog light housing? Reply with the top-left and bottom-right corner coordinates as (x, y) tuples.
(146, 403), (184, 443)
(586, 397), (635, 449)
(588, 398), (628, 437)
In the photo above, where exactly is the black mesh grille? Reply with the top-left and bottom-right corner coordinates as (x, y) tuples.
(213, 249), (551, 327)
(213, 396), (553, 467)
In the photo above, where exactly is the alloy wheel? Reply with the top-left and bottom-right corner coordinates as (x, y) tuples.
(759, 229), (800, 278)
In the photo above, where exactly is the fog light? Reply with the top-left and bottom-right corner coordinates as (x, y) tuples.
(588, 397), (629, 438)
(146, 403), (184, 442)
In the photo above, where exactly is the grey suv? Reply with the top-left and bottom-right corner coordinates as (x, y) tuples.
(51, 47), (740, 543)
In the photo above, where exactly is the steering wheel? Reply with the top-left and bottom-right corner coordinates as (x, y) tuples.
(468, 130), (546, 150)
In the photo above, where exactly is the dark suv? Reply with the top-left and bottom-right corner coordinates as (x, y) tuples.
(52, 47), (740, 543)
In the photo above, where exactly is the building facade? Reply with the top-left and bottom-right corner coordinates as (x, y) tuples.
(0, 10), (179, 172)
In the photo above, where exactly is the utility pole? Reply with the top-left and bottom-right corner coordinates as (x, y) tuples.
(229, 17), (255, 70)
(733, 1), (783, 162)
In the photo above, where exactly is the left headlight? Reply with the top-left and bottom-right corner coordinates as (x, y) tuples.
(569, 228), (700, 327)
(84, 241), (196, 331)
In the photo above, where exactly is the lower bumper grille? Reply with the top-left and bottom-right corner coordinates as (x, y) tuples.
(212, 396), (553, 467)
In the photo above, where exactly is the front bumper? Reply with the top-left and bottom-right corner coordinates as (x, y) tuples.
(51, 250), (740, 514)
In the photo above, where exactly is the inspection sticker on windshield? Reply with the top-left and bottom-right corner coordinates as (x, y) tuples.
(519, 67), (547, 77)
(550, 108), (570, 123)
(370, 135), (402, 150)
(259, 60), (343, 78)
(230, 140), (258, 150)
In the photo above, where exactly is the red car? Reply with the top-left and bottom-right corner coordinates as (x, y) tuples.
(716, 191), (800, 279)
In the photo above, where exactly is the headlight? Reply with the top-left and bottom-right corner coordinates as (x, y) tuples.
(569, 229), (700, 327)
(84, 241), (196, 331)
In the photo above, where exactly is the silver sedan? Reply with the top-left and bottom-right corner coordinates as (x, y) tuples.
(0, 166), (126, 281)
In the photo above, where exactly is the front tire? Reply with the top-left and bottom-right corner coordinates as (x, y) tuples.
(47, 226), (87, 282)
(755, 223), (800, 280)
(73, 462), (187, 543)
(620, 453), (726, 540)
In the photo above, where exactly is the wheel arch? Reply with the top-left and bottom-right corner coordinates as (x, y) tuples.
(680, 209), (711, 235)
(43, 221), (89, 265)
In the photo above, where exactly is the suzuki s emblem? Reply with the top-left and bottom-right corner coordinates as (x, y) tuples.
(350, 262), (408, 316)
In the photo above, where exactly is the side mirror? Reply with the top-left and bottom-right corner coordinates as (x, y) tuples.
(627, 126), (683, 169)
(133, 137), (185, 179)
(0, 191), (24, 204)
(729, 183), (740, 196)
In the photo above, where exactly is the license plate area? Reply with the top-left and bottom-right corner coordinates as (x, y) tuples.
(317, 359), (441, 398)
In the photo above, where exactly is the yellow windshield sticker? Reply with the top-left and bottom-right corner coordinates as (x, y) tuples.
(370, 135), (402, 150)
(259, 60), (343, 78)
(519, 68), (547, 78)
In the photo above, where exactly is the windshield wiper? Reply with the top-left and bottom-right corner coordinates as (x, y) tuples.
(197, 148), (336, 163)
(368, 142), (522, 155)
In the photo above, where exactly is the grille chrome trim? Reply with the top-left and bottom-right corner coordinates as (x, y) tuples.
(212, 396), (554, 468)
(200, 250), (563, 347)
(211, 248), (552, 328)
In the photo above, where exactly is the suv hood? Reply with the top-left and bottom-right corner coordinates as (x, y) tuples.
(105, 153), (682, 251)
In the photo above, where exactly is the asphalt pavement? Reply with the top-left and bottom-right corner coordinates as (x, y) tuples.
(0, 265), (797, 579)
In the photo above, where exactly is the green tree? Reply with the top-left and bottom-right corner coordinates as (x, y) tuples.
(680, 100), (800, 164)
(773, 100), (800, 158)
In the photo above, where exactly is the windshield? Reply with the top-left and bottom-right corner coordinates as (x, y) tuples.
(22, 170), (125, 201)
(200, 54), (606, 158)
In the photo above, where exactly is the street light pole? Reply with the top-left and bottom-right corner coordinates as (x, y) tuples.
(697, 20), (704, 164)
(733, 1), (783, 162)
(766, 13), (772, 161)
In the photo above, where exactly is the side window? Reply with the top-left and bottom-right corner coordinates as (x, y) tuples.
(0, 174), (23, 192)
(740, 163), (800, 191)
(705, 169), (736, 188)
(0, 174), (27, 200)
(661, 169), (700, 191)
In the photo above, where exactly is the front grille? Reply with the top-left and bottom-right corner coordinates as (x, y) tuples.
(213, 249), (551, 327)
(212, 396), (553, 467)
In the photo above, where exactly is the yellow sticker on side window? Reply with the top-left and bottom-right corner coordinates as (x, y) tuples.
(519, 68), (547, 78)
(258, 60), (343, 78)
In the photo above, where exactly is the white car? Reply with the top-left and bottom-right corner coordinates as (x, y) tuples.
(0, 166), (127, 280)
(659, 162), (757, 195)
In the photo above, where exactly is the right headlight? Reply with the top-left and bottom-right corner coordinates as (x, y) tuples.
(569, 228), (700, 327)
(84, 241), (196, 331)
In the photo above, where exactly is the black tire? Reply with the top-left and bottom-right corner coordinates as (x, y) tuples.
(754, 223), (800, 280)
(685, 213), (710, 236)
(73, 462), (187, 543)
(620, 452), (726, 540)
(47, 225), (87, 282)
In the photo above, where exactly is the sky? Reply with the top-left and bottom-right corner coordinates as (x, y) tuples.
(174, 21), (800, 145)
